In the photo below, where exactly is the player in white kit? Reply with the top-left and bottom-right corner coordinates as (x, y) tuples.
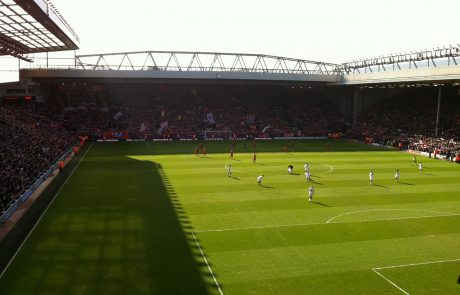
(308, 185), (314, 202)
(369, 170), (374, 185)
(257, 175), (264, 185)
(305, 171), (311, 182)
(225, 164), (232, 177)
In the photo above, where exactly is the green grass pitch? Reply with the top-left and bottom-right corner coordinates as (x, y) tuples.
(0, 139), (459, 294)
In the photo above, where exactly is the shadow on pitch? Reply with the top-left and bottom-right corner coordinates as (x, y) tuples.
(259, 184), (273, 189)
(422, 172), (437, 176)
(399, 181), (415, 185)
(374, 184), (391, 189)
(311, 201), (330, 207)
(0, 151), (219, 295)
(129, 160), (217, 294)
(310, 180), (323, 185)
(229, 176), (240, 180)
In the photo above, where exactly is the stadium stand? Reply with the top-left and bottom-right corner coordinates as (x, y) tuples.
(351, 93), (460, 159)
(54, 84), (346, 140)
(0, 105), (75, 214)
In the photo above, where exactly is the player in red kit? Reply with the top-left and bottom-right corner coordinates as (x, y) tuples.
(253, 152), (256, 163)
(230, 149), (234, 159)
(195, 147), (199, 157)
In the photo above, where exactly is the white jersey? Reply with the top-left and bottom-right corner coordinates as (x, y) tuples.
(288, 167), (292, 174)
(225, 164), (232, 176)
(304, 163), (309, 172)
(419, 163), (422, 171)
(369, 171), (374, 181)
(257, 175), (263, 184)
(394, 171), (399, 180)
(308, 186), (314, 201)
(305, 171), (311, 181)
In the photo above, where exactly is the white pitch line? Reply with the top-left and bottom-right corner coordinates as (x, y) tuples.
(372, 268), (409, 295)
(195, 213), (460, 233)
(0, 142), (94, 279)
(374, 258), (460, 270)
(322, 164), (334, 173)
(191, 232), (224, 295)
(371, 258), (460, 294)
(326, 208), (457, 224)
(196, 222), (315, 233)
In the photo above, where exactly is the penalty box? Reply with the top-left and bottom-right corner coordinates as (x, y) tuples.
(372, 258), (460, 294)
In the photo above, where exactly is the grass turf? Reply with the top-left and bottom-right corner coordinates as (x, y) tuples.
(0, 139), (459, 294)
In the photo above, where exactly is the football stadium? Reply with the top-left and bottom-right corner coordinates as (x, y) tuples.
(0, 1), (459, 294)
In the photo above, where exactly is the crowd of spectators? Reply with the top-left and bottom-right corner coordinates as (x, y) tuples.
(56, 85), (345, 140)
(406, 136), (460, 161)
(352, 95), (437, 139)
(0, 105), (75, 214)
(352, 93), (460, 160)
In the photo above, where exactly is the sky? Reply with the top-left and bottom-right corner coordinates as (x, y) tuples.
(1, 0), (460, 81)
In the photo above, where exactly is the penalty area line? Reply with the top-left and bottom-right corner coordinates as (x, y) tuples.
(372, 268), (409, 295)
(0, 142), (94, 280)
(374, 257), (460, 270)
(371, 258), (460, 294)
(192, 232), (224, 295)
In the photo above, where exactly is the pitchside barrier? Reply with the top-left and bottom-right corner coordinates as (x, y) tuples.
(0, 144), (76, 224)
(273, 136), (327, 140)
(99, 136), (329, 142)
